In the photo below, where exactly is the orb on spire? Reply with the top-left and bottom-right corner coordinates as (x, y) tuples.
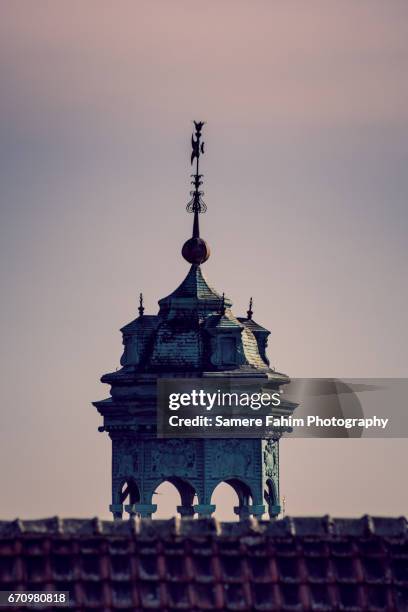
(182, 121), (210, 265)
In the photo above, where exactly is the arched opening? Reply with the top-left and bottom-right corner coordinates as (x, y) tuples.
(154, 481), (181, 518)
(153, 477), (198, 518)
(120, 479), (140, 505)
(211, 479), (253, 521)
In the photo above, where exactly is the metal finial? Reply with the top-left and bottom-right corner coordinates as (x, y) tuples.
(138, 293), (144, 316)
(186, 121), (207, 237)
(181, 121), (210, 266)
(220, 292), (226, 316)
(247, 297), (253, 320)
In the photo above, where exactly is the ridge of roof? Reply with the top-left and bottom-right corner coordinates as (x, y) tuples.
(238, 317), (270, 332)
(204, 310), (244, 329)
(1, 515), (407, 538)
(120, 314), (159, 333)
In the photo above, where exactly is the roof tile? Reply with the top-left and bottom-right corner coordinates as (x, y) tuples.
(1, 516), (408, 611)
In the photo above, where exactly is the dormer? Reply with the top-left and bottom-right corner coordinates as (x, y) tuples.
(120, 314), (159, 367)
(238, 299), (271, 366)
(204, 305), (267, 371)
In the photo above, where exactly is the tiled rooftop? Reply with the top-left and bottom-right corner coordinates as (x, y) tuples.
(1, 516), (407, 611)
(159, 264), (224, 304)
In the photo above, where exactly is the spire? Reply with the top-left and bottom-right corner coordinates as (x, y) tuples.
(247, 297), (253, 320)
(138, 293), (144, 316)
(182, 121), (210, 265)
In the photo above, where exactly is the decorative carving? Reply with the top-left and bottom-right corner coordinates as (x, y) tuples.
(211, 440), (252, 477)
(117, 453), (138, 477)
(150, 440), (196, 477)
(113, 440), (138, 477)
(264, 440), (278, 479)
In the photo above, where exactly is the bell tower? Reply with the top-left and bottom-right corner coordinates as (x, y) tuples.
(93, 122), (295, 519)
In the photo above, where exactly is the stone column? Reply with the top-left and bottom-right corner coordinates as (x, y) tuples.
(109, 504), (124, 520)
(177, 505), (195, 517)
(126, 503), (157, 518)
(194, 504), (216, 517)
(234, 504), (265, 519)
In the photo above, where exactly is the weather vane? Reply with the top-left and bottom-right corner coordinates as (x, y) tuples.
(186, 120), (207, 214)
(181, 120), (211, 264)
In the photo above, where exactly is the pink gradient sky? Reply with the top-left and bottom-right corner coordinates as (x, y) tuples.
(0, 1), (407, 520)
